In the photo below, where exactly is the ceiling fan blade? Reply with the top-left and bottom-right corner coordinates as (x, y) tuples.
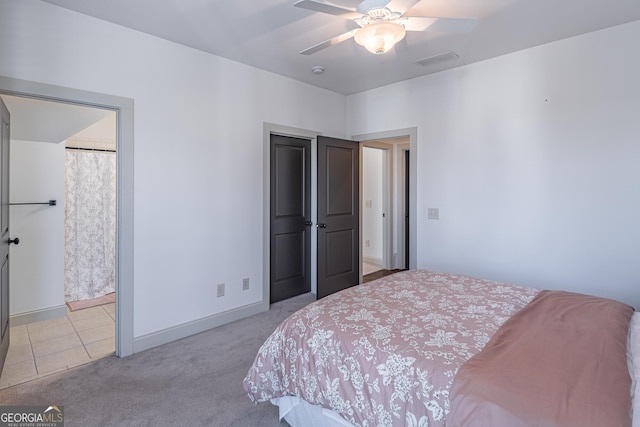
(330, 0), (363, 7)
(294, 0), (363, 20)
(384, 0), (420, 15)
(403, 16), (478, 33)
(300, 29), (359, 55)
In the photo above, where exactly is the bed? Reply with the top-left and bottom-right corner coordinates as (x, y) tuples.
(244, 270), (639, 427)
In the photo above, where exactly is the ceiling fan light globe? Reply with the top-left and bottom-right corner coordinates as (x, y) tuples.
(354, 22), (406, 54)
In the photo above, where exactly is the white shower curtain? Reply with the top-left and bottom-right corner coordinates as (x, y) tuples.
(64, 149), (116, 302)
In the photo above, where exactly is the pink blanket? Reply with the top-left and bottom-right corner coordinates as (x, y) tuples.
(244, 270), (538, 426)
(448, 290), (634, 427)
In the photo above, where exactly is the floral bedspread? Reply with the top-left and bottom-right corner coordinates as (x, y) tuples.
(243, 269), (539, 427)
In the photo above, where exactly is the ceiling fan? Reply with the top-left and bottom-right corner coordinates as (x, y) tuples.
(295, 0), (477, 55)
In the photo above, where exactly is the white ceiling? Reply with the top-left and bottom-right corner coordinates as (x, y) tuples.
(1, 95), (113, 144)
(41, 0), (640, 95)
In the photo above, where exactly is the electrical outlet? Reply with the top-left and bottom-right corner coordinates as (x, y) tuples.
(365, 239), (370, 247)
(428, 208), (439, 220)
(216, 283), (225, 297)
(242, 277), (250, 291)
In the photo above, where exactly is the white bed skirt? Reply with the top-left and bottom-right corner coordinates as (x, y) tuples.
(274, 312), (640, 427)
(271, 397), (354, 427)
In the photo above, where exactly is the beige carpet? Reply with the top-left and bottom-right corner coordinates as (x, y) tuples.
(66, 293), (115, 311)
(0, 293), (315, 426)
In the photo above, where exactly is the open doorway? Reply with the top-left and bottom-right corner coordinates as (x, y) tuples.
(0, 95), (117, 388)
(360, 136), (412, 280)
(362, 146), (387, 276)
(0, 77), (136, 382)
(0, 76), (135, 365)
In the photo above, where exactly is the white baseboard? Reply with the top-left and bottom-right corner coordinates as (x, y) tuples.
(11, 305), (67, 326)
(133, 301), (267, 354)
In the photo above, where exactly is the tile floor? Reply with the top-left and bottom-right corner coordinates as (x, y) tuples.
(0, 303), (115, 389)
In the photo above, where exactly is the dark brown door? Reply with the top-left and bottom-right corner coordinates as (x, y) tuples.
(317, 136), (360, 299)
(0, 97), (11, 375)
(270, 135), (311, 303)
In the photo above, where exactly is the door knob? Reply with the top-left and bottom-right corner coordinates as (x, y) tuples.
(8, 237), (19, 245)
(317, 223), (327, 228)
(305, 220), (313, 226)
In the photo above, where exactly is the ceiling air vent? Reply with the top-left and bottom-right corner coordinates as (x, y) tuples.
(415, 50), (459, 67)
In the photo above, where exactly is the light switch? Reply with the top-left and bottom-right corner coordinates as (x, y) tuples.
(428, 208), (439, 220)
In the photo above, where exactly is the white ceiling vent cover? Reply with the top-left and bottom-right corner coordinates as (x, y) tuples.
(415, 50), (459, 67)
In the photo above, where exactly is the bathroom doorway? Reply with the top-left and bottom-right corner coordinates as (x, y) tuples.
(0, 94), (118, 388)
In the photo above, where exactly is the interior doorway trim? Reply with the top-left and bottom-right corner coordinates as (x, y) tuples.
(352, 127), (417, 270)
(263, 123), (322, 307)
(0, 75), (134, 357)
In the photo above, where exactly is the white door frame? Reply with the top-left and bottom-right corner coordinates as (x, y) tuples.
(0, 76), (135, 357)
